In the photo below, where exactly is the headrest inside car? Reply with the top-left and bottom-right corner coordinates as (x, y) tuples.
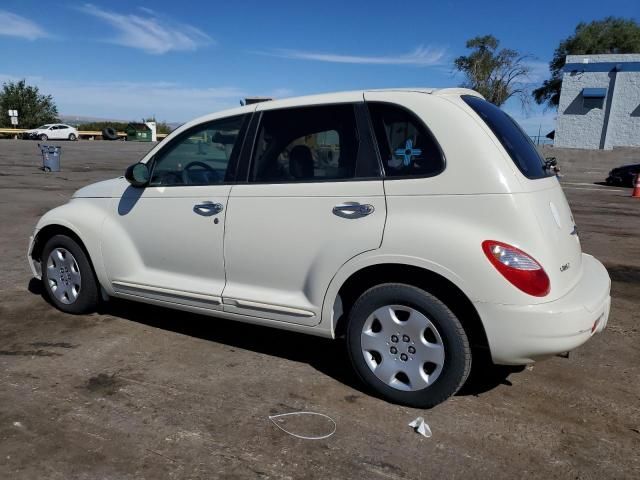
(289, 145), (314, 179)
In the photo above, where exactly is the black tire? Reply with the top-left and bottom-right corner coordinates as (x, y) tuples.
(102, 127), (118, 140)
(41, 234), (99, 314)
(346, 283), (471, 408)
(40, 134), (48, 141)
(68, 133), (77, 141)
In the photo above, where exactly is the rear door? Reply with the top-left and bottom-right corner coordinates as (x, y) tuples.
(223, 100), (386, 325)
(56, 125), (70, 139)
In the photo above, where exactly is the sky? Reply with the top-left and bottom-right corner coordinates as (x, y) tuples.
(0, 0), (638, 134)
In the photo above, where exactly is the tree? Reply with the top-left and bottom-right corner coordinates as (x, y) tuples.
(0, 80), (59, 128)
(454, 35), (531, 107)
(534, 17), (640, 109)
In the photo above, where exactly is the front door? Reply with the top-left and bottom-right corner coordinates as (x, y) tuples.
(102, 114), (249, 310)
(223, 101), (386, 325)
(47, 125), (60, 139)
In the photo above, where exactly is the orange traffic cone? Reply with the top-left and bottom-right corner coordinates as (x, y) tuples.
(633, 174), (640, 198)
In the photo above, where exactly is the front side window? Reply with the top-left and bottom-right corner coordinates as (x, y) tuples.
(149, 115), (246, 186)
(462, 95), (551, 179)
(250, 104), (359, 183)
(368, 103), (445, 178)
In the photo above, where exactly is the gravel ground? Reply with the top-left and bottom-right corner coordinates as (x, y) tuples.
(0, 139), (638, 479)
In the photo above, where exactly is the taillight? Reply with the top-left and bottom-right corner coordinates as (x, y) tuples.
(482, 240), (550, 297)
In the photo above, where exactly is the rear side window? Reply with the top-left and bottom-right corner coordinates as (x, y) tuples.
(367, 103), (444, 178)
(462, 95), (551, 179)
(250, 104), (360, 183)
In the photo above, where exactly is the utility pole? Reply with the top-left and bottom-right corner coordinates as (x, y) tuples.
(537, 124), (542, 146)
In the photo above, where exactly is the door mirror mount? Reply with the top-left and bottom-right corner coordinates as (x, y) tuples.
(125, 162), (150, 187)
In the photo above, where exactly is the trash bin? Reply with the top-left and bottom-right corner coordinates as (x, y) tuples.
(38, 144), (61, 172)
(126, 123), (152, 142)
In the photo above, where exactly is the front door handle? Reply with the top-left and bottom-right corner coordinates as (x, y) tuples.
(193, 202), (223, 216)
(332, 202), (375, 218)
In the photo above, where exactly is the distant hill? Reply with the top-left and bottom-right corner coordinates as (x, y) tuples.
(59, 114), (129, 125)
(59, 114), (183, 130)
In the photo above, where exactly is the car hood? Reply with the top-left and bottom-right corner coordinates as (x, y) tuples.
(72, 177), (129, 198)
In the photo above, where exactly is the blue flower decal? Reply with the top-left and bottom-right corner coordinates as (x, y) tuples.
(394, 139), (422, 166)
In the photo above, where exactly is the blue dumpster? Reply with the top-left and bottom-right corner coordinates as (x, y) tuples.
(38, 144), (61, 172)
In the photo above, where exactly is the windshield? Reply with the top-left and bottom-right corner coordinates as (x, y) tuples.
(462, 95), (552, 179)
(37, 125), (51, 129)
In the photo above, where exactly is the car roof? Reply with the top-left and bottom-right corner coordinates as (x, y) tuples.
(257, 87), (482, 111)
(187, 87), (483, 122)
(142, 87), (483, 164)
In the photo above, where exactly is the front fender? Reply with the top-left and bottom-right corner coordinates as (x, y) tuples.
(30, 199), (111, 290)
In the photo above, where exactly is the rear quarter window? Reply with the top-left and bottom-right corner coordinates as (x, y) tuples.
(367, 102), (444, 178)
(462, 95), (551, 179)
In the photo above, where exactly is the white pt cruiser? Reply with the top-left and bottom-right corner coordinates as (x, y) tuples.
(28, 89), (611, 407)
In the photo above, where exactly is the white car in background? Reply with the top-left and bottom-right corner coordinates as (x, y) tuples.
(24, 123), (79, 141)
(27, 88), (611, 408)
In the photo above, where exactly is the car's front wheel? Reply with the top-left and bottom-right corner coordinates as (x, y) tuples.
(40, 134), (48, 141)
(68, 133), (77, 141)
(41, 235), (99, 314)
(346, 283), (471, 408)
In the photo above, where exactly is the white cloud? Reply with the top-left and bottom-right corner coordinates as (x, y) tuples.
(523, 60), (550, 84)
(79, 3), (213, 54)
(260, 45), (446, 66)
(0, 74), (289, 121)
(0, 10), (48, 40)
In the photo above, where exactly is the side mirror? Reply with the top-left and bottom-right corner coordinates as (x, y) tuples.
(125, 162), (150, 187)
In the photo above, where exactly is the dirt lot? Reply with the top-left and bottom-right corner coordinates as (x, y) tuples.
(0, 140), (638, 479)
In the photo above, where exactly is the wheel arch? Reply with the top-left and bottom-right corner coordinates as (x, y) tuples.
(30, 221), (105, 295)
(325, 259), (489, 353)
(32, 223), (94, 269)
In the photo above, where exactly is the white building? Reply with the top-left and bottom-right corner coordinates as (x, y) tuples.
(554, 54), (640, 150)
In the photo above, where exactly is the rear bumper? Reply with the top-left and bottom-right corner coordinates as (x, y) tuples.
(475, 254), (611, 365)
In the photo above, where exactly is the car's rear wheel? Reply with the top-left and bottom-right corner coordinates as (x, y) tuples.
(68, 133), (77, 141)
(42, 235), (99, 314)
(40, 134), (48, 141)
(346, 283), (471, 408)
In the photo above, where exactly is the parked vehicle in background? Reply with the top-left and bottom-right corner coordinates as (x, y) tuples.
(27, 88), (611, 408)
(23, 124), (79, 141)
(606, 163), (640, 187)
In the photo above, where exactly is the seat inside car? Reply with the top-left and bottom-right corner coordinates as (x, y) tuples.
(289, 145), (314, 180)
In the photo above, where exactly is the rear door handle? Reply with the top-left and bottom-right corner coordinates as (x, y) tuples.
(332, 202), (374, 218)
(193, 202), (223, 216)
